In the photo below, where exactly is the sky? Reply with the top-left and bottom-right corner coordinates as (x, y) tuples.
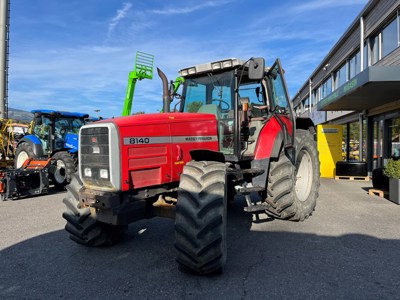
(8, 0), (369, 118)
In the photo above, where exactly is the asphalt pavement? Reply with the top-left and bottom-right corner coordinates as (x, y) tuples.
(0, 178), (399, 299)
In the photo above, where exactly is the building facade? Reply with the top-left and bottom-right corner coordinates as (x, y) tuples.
(293, 0), (400, 173)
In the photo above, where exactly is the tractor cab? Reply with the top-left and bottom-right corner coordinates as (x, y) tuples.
(177, 58), (295, 161)
(30, 110), (88, 155)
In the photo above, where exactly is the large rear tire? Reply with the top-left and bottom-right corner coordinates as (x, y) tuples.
(264, 129), (320, 221)
(62, 174), (125, 246)
(51, 151), (76, 190)
(175, 161), (227, 275)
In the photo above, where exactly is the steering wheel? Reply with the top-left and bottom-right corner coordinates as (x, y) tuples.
(39, 125), (48, 138)
(212, 99), (230, 112)
(273, 105), (287, 114)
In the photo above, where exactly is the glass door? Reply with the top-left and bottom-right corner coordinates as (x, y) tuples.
(389, 117), (400, 159)
(372, 118), (384, 169)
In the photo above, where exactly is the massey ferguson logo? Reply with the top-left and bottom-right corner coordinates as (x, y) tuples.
(185, 137), (212, 141)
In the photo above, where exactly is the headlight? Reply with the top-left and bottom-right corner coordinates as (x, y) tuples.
(100, 169), (109, 179)
(92, 146), (100, 154)
(84, 168), (92, 177)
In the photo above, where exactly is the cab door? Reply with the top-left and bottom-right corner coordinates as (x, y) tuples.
(267, 59), (295, 149)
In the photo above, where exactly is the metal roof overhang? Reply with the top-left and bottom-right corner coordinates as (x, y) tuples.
(318, 65), (400, 111)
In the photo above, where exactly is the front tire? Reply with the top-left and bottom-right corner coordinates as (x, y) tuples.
(51, 151), (76, 190)
(15, 142), (35, 168)
(264, 129), (320, 221)
(62, 174), (125, 246)
(175, 161), (227, 275)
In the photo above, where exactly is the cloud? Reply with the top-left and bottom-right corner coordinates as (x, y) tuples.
(291, 0), (367, 14)
(107, 2), (132, 38)
(8, 0), (369, 117)
(8, 25), (329, 116)
(148, 1), (230, 15)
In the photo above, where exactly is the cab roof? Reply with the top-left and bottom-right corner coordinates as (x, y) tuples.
(31, 109), (89, 118)
(179, 58), (246, 77)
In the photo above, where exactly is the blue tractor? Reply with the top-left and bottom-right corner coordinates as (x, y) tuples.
(14, 110), (89, 190)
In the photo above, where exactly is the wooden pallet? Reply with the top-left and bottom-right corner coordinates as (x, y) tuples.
(368, 188), (388, 198)
(335, 175), (370, 181)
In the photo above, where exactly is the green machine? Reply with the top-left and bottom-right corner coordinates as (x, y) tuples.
(122, 51), (186, 115)
(122, 51), (155, 116)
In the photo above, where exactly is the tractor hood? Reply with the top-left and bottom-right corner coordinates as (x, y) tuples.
(80, 112), (219, 192)
(103, 112), (217, 128)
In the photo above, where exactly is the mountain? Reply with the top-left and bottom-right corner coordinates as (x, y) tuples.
(7, 108), (33, 123)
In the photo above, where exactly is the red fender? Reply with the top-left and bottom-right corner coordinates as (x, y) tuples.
(253, 115), (293, 160)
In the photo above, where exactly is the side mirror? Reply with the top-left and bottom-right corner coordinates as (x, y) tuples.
(248, 58), (265, 80)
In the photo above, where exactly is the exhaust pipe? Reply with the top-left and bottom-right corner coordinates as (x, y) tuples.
(157, 67), (171, 113)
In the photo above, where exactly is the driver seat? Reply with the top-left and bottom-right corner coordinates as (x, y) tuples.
(197, 104), (221, 120)
(197, 104), (224, 146)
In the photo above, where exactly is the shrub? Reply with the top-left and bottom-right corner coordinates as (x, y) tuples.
(383, 159), (400, 179)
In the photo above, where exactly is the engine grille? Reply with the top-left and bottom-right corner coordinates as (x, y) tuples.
(80, 126), (113, 188)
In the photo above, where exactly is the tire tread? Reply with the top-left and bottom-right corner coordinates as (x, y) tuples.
(264, 129), (320, 221)
(62, 174), (124, 247)
(175, 161), (227, 275)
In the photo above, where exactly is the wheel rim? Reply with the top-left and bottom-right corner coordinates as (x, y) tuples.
(54, 159), (66, 184)
(16, 151), (29, 168)
(295, 149), (313, 202)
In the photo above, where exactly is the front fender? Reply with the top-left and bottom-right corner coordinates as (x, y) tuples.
(253, 117), (284, 160)
(64, 133), (79, 153)
(296, 117), (316, 139)
(251, 119), (283, 188)
(17, 135), (44, 157)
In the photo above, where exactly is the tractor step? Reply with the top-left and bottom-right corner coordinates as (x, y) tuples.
(243, 203), (268, 213)
(227, 168), (265, 178)
(235, 186), (265, 194)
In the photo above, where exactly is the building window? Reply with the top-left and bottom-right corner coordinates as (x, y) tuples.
(312, 89), (319, 105)
(349, 50), (360, 79)
(382, 17), (398, 57)
(334, 63), (347, 89)
(317, 86), (322, 104)
(302, 97), (309, 112)
(326, 76), (332, 96)
(363, 43), (368, 69)
(319, 85), (324, 101)
(389, 117), (400, 159)
(370, 35), (380, 64)
(369, 14), (400, 64)
(320, 77), (332, 100)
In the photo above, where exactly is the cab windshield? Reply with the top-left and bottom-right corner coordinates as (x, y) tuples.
(182, 70), (234, 154)
(181, 69), (269, 156)
(182, 71), (234, 113)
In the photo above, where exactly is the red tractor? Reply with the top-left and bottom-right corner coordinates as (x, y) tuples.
(62, 57), (320, 275)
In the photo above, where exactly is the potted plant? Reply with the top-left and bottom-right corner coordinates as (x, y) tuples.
(383, 159), (400, 204)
